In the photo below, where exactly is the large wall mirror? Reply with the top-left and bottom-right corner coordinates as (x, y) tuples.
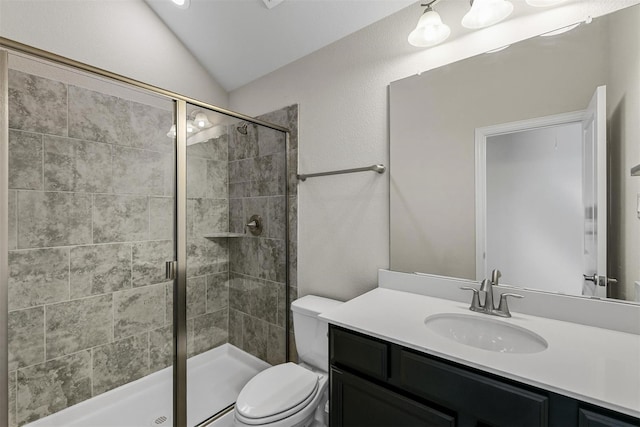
(390, 4), (640, 303)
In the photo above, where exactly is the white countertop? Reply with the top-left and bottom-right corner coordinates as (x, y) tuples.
(320, 288), (640, 418)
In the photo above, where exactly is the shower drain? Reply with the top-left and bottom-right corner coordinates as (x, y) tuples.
(151, 415), (170, 426)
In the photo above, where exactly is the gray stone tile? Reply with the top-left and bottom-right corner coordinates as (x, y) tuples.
(266, 324), (286, 366)
(229, 182), (251, 199)
(258, 238), (286, 283)
(150, 197), (174, 241)
(229, 273), (251, 314)
(229, 122), (258, 161)
(242, 314), (268, 361)
(288, 196), (298, 288)
(8, 248), (69, 311)
(208, 160), (228, 199)
(9, 307), (45, 371)
(112, 146), (166, 196)
(187, 238), (228, 277)
(251, 153), (286, 197)
(249, 278), (278, 324)
(187, 276), (206, 319)
(257, 125), (286, 157)
(190, 309), (228, 357)
(149, 325), (173, 373)
(70, 244), (132, 298)
(289, 332), (298, 363)
(206, 272), (229, 313)
(17, 351), (91, 425)
(187, 156), (209, 199)
(267, 196), (287, 240)
(229, 158), (254, 184)
(8, 190), (17, 250)
(92, 334), (149, 395)
(187, 198), (228, 238)
(130, 101), (173, 153)
(9, 370), (16, 427)
(132, 240), (173, 287)
(8, 69), (68, 137)
(187, 134), (228, 161)
(256, 107), (288, 129)
(288, 286), (298, 332)
(9, 130), (43, 190)
(46, 295), (113, 359)
(114, 284), (165, 339)
(43, 135), (112, 193)
(229, 238), (255, 278)
(18, 191), (92, 248)
(229, 199), (244, 234)
(187, 157), (227, 199)
(287, 148), (298, 197)
(68, 85), (131, 145)
(228, 309), (243, 349)
(93, 194), (149, 243)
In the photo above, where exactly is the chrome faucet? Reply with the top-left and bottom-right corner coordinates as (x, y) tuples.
(461, 269), (523, 318)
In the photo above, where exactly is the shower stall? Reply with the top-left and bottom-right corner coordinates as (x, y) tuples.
(0, 40), (297, 427)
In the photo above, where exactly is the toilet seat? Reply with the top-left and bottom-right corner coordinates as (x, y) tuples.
(235, 363), (320, 425)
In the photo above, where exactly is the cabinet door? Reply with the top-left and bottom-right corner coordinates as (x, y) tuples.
(330, 367), (455, 427)
(578, 408), (640, 427)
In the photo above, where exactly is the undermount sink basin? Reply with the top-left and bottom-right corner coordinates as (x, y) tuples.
(424, 313), (548, 354)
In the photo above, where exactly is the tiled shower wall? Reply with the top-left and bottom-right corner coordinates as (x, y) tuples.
(5, 70), (229, 426)
(227, 105), (298, 366)
(6, 67), (296, 427)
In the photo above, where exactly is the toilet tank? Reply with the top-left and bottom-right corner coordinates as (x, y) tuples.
(291, 295), (342, 370)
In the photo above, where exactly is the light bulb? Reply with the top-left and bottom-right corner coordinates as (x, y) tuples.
(193, 112), (212, 129)
(408, 8), (451, 48)
(462, 0), (514, 29)
(171, 0), (190, 9)
(166, 124), (176, 139)
(186, 120), (197, 133)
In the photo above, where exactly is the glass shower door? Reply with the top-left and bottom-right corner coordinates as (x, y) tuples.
(183, 103), (288, 425)
(4, 51), (176, 427)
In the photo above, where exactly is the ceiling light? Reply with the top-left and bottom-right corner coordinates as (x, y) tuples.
(408, 4), (451, 48)
(462, 0), (514, 29)
(526, 0), (567, 6)
(171, 0), (190, 9)
(540, 22), (580, 37)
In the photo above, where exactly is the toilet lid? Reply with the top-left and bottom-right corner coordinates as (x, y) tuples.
(236, 363), (319, 422)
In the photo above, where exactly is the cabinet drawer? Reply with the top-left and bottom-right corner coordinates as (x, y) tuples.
(398, 349), (549, 427)
(331, 367), (455, 427)
(330, 327), (389, 381)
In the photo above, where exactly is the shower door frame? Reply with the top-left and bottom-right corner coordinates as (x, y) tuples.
(0, 37), (292, 427)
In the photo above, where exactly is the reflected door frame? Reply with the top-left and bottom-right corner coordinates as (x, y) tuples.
(474, 110), (587, 285)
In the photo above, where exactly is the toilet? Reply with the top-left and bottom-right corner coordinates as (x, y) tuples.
(233, 295), (342, 427)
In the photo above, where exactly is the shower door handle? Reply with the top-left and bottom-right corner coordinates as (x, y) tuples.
(166, 261), (177, 280)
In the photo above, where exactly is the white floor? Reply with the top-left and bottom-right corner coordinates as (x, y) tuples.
(26, 344), (270, 427)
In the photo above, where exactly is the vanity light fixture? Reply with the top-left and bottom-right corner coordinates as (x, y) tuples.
(525, 0), (566, 6)
(461, 0), (514, 29)
(408, 1), (451, 48)
(171, 0), (190, 9)
(193, 112), (213, 129)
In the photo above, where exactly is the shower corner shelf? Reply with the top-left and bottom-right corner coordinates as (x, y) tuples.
(204, 232), (245, 239)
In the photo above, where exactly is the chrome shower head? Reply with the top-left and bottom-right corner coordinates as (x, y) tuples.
(236, 123), (248, 135)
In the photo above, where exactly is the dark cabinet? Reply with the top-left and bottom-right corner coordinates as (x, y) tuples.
(329, 325), (640, 427)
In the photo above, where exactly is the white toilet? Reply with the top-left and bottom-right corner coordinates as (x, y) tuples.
(233, 295), (342, 427)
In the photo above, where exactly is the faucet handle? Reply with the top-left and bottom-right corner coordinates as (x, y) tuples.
(496, 293), (523, 318)
(460, 287), (482, 312)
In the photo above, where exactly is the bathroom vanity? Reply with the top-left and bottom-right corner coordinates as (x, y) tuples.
(321, 286), (640, 427)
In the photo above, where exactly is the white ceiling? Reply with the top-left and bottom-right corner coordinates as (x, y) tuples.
(145, 0), (416, 91)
